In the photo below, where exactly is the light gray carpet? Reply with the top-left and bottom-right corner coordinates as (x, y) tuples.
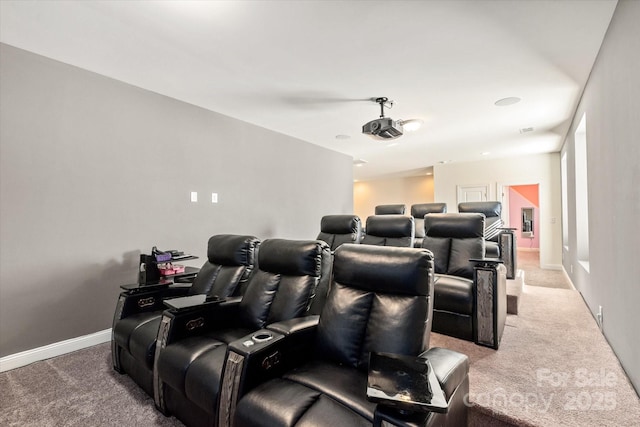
(431, 285), (640, 427)
(518, 250), (572, 290)
(0, 344), (181, 426)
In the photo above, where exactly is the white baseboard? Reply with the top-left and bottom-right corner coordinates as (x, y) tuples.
(562, 267), (577, 290)
(517, 247), (540, 252)
(0, 328), (111, 372)
(541, 264), (563, 271)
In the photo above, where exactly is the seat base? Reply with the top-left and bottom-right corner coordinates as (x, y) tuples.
(506, 269), (524, 314)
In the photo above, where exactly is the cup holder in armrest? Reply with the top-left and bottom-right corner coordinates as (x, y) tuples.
(251, 332), (273, 343)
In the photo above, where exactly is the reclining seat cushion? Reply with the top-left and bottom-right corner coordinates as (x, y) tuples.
(433, 275), (474, 315)
(316, 215), (362, 251)
(189, 234), (259, 297)
(235, 375), (372, 427)
(423, 213), (485, 280)
(234, 245), (434, 427)
(361, 215), (415, 248)
(458, 201), (502, 241)
(158, 239), (329, 417)
(423, 213), (484, 316)
(411, 203), (448, 238)
(236, 361), (374, 427)
(422, 214), (485, 340)
(239, 239), (326, 329)
(319, 245), (433, 369)
(458, 202), (502, 258)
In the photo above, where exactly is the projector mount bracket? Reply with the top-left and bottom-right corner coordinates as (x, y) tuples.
(373, 97), (394, 118)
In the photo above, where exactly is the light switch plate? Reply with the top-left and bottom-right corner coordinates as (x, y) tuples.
(190, 191), (198, 202)
(211, 193), (218, 203)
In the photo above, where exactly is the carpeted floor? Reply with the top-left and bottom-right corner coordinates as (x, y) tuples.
(431, 285), (640, 426)
(0, 343), (180, 426)
(517, 250), (572, 290)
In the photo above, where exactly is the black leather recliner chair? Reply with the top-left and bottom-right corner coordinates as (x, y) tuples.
(457, 201), (503, 257)
(226, 244), (469, 427)
(361, 215), (415, 247)
(457, 201), (518, 278)
(153, 239), (331, 427)
(316, 214), (362, 251)
(411, 203), (448, 248)
(111, 234), (259, 396)
(422, 213), (507, 348)
(374, 204), (406, 215)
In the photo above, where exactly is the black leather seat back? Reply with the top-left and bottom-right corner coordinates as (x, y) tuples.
(316, 214), (362, 251)
(188, 234), (260, 298)
(458, 201), (503, 242)
(411, 203), (447, 238)
(315, 244), (434, 371)
(374, 204), (406, 215)
(238, 239), (330, 330)
(422, 213), (485, 279)
(361, 215), (414, 247)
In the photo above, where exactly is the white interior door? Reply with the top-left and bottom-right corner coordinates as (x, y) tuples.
(457, 184), (491, 204)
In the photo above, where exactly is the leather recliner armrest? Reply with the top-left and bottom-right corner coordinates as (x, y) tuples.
(372, 347), (469, 427)
(420, 347), (469, 401)
(113, 284), (192, 324)
(219, 330), (288, 427)
(157, 297), (242, 347)
(267, 315), (320, 336)
(267, 315), (320, 367)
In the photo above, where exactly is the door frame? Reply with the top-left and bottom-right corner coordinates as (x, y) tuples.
(497, 181), (542, 266)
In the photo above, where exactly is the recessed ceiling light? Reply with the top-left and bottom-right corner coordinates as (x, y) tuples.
(438, 160), (452, 164)
(426, 172), (433, 176)
(494, 97), (521, 106)
(481, 152), (490, 156)
(519, 127), (535, 134)
(353, 159), (368, 167)
(335, 134), (351, 140)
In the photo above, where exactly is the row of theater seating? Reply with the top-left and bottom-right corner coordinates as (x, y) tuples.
(372, 201), (506, 255)
(317, 212), (508, 347)
(112, 238), (470, 427)
(324, 201), (517, 280)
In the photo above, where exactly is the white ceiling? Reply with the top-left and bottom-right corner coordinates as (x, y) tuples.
(0, 0), (617, 180)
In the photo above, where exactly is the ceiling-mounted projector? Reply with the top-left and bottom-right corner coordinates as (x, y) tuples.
(363, 117), (403, 139)
(362, 97), (404, 140)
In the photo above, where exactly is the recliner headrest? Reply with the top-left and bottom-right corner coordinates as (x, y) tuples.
(207, 234), (259, 266)
(365, 215), (414, 237)
(424, 213), (485, 238)
(411, 203), (447, 217)
(458, 201), (501, 218)
(258, 239), (328, 276)
(374, 204), (406, 215)
(333, 244), (433, 296)
(320, 215), (361, 234)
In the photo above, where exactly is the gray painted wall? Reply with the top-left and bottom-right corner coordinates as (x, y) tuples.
(0, 44), (353, 357)
(560, 0), (639, 393)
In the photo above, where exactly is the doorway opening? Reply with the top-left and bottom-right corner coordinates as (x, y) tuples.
(500, 183), (540, 267)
